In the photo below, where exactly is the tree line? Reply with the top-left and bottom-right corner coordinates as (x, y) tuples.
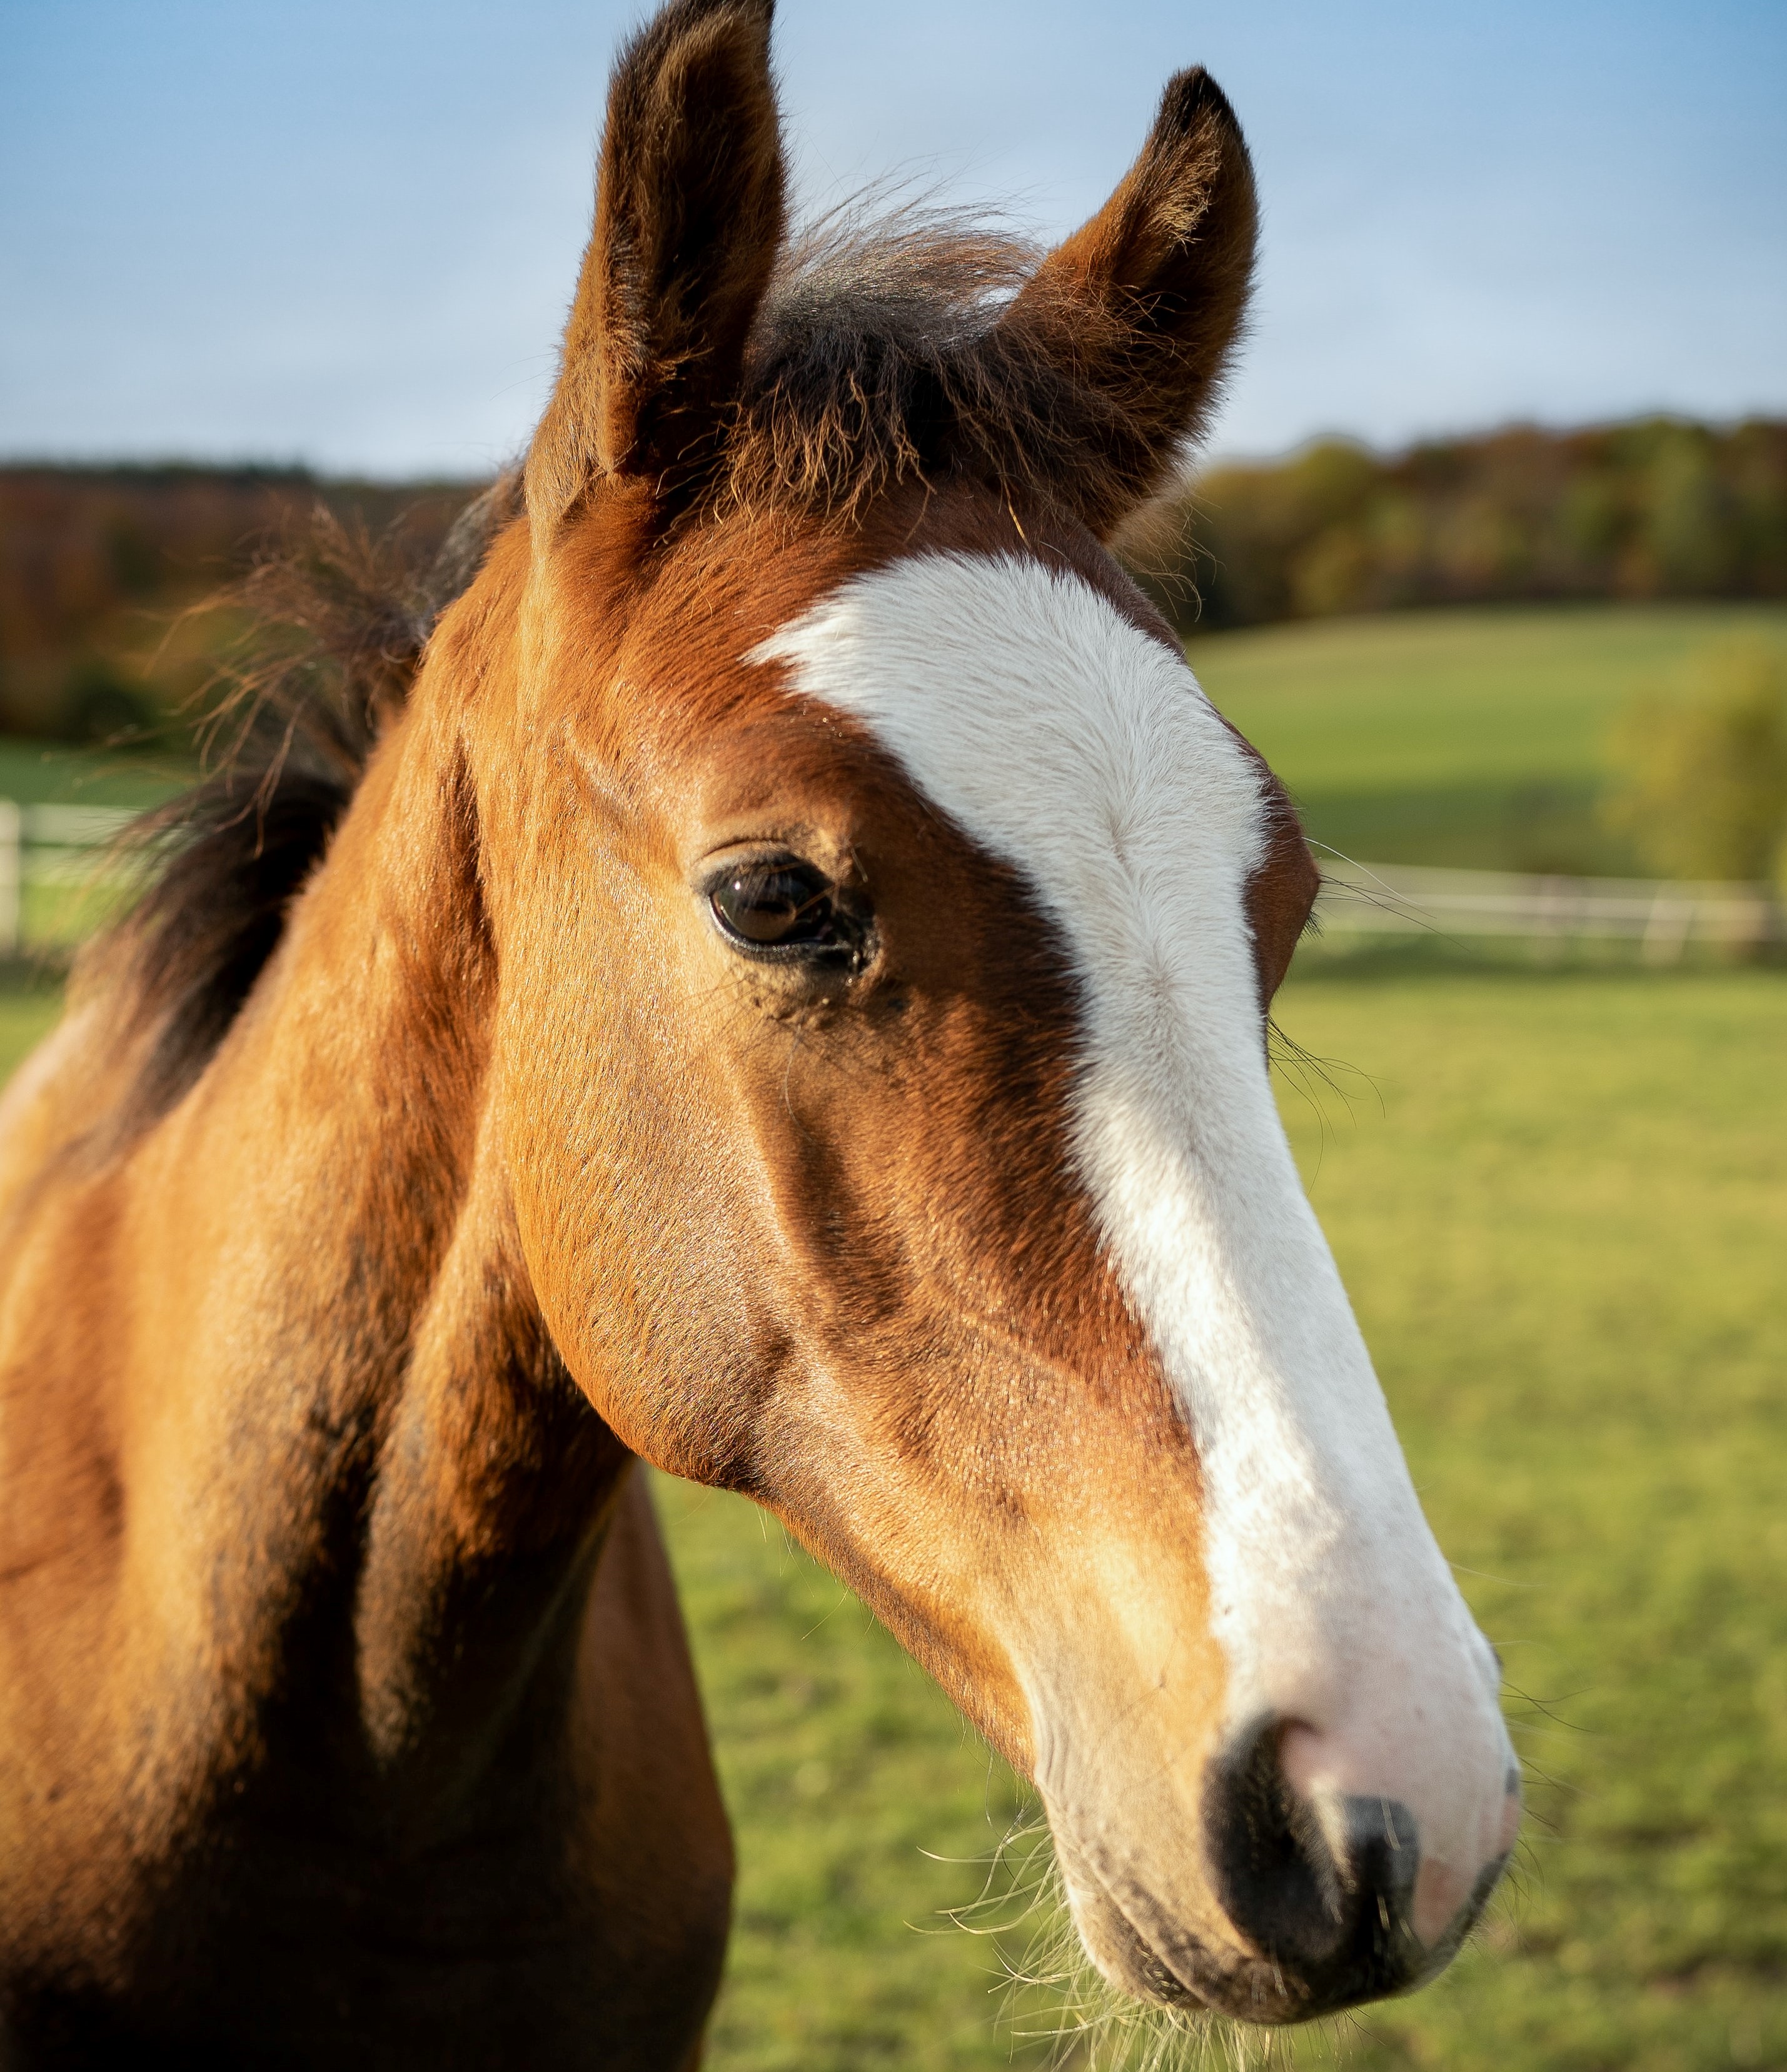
(1126, 416), (1787, 632)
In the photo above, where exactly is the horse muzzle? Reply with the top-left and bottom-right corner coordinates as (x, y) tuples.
(1049, 1711), (1519, 2025)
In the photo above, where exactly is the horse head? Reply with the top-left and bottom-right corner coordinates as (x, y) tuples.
(446, 0), (1517, 2024)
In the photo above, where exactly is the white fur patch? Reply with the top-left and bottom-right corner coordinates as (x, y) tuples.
(752, 551), (1513, 1907)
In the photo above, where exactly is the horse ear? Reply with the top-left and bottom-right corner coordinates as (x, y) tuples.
(526, 0), (786, 545)
(998, 68), (1257, 540)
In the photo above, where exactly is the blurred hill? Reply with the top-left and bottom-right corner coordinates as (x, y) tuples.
(1129, 416), (1787, 633)
(1187, 604), (1787, 879)
(0, 465), (474, 741)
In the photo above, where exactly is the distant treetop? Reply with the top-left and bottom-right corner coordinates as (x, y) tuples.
(1124, 417), (1787, 633)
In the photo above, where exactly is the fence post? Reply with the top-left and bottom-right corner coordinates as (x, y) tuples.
(0, 800), (21, 957)
(1641, 890), (1693, 967)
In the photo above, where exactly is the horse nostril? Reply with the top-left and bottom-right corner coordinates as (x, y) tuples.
(1204, 1717), (1346, 1968)
(1204, 1717), (1422, 1998)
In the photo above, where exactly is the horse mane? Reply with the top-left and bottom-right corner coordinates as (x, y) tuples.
(727, 206), (1144, 525)
(79, 474), (523, 1134)
(81, 208), (1180, 1134)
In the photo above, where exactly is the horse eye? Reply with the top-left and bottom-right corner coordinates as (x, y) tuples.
(709, 862), (847, 954)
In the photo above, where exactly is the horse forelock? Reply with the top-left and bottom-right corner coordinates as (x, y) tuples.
(723, 211), (1127, 525)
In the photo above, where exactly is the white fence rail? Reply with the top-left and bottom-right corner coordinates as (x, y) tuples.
(1316, 858), (1786, 962)
(0, 801), (137, 954)
(2, 802), (1783, 963)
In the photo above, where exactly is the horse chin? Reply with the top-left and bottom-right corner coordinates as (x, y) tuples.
(1053, 1831), (1264, 2023)
(1051, 1829), (1380, 2030)
(1057, 1848), (1217, 2012)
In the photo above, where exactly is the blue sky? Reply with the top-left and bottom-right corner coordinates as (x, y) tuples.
(3, 0), (1783, 476)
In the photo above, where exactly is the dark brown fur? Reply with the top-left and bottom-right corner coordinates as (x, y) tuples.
(527, 0), (787, 535)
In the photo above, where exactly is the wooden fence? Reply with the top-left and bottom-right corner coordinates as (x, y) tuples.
(2, 802), (1783, 964)
(0, 801), (136, 955)
(1314, 858), (1785, 962)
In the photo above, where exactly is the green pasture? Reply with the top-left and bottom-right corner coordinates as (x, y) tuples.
(1187, 602), (1787, 874)
(4, 962), (1779, 2071)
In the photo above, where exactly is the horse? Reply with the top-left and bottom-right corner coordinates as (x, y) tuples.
(0, 2), (1519, 2063)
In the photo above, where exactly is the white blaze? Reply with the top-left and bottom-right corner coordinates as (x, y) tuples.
(753, 551), (1512, 1922)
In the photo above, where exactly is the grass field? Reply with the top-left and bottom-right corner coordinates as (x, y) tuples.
(1187, 603), (1787, 875)
(6, 962), (1779, 2071)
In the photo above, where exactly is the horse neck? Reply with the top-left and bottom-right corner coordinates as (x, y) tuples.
(124, 623), (628, 1833)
